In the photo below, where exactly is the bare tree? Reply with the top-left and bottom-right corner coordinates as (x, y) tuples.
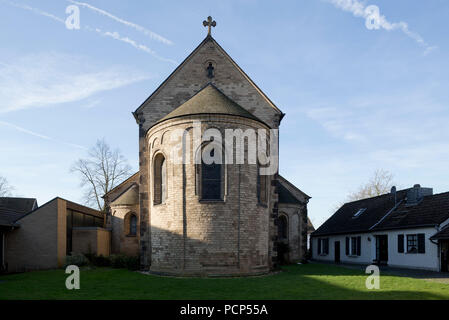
(333, 169), (396, 211)
(0, 176), (13, 197)
(347, 169), (395, 201)
(71, 139), (132, 211)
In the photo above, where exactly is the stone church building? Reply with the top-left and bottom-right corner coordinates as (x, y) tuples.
(103, 18), (311, 276)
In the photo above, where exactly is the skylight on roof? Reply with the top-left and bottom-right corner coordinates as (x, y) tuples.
(353, 208), (367, 218)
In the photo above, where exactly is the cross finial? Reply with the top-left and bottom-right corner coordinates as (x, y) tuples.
(203, 16), (216, 36)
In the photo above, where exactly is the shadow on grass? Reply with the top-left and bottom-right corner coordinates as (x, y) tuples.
(0, 263), (448, 300)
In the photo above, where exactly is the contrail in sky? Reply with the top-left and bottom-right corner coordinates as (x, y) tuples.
(1, 0), (175, 62)
(91, 27), (178, 65)
(2, 0), (64, 24)
(67, 0), (173, 45)
(0, 120), (87, 150)
(328, 0), (437, 55)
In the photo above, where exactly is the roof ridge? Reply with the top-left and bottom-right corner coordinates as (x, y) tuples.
(343, 188), (410, 205)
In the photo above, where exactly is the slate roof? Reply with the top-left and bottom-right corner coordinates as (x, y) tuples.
(0, 197), (37, 227)
(373, 191), (449, 231)
(157, 83), (265, 125)
(278, 183), (302, 204)
(277, 175), (311, 205)
(312, 190), (408, 236)
(312, 189), (449, 237)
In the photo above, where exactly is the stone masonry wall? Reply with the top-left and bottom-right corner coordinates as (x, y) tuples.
(278, 203), (308, 263)
(146, 115), (275, 276)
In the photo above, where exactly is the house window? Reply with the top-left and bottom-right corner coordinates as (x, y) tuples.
(347, 236), (362, 256)
(201, 148), (222, 200)
(129, 214), (137, 236)
(153, 154), (166, 205)
(407, 234), (418, 253)
(318, 238), (329, 255)
(407, 234), (425, 254)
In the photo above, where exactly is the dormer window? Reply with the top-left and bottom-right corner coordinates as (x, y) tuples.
(353, 208), (366, 218)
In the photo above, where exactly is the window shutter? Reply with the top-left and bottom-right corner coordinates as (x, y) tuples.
(325, 239), (329, 255)
(398, 235), (404, 253)
(346, 237), (349, 255)
(357, 236), (361, 256)
(318, 238), (322, 255)
(418, 234), (425, 253)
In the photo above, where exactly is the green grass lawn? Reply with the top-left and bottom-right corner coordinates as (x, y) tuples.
(0, 263), (448, 300)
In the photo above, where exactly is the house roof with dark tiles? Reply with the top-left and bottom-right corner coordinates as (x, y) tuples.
(312, 189), (449, 237)
(373, 191), (449, 231)
(312, 190), (408, 237)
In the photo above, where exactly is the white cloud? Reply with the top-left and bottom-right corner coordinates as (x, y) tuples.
(304, 92), (449, 147)
(67, 0), (173, 45)
(0, 52), (150, 113)
(328, 0), (436, 54)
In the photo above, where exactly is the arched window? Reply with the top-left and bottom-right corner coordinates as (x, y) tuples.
(278, 215), (288, 240)
(154, 153), (166, 205)
(129, 214), (137, 236)
(201, 148), (222, 200)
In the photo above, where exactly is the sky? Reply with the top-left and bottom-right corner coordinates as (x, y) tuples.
(0, 0), (448, 228)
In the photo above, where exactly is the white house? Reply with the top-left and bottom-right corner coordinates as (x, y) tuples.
(311, 184), (449, 272)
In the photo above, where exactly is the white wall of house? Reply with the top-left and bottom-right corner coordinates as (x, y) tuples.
(372, 227), (440, 271)
(312, 227), (441, 271)
(311, 233), (373, 265)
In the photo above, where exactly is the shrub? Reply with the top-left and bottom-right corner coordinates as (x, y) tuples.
(91, 255), (111, 267)
(110, 254), (127, 268)
(65, 254), (89, 267)
(85, 254), (139, 270)
(125, 256), (140, 271)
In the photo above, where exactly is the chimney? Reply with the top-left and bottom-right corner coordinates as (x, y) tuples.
(406, 184), (433, 205)
(391, 186), (397, 206)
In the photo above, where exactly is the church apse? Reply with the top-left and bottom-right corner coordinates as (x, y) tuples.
(146, 105), (274, 276)
(120, 17), (310, 276)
